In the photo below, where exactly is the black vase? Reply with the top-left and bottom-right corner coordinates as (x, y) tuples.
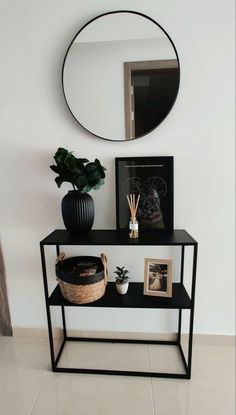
(61, 191), (94, 234)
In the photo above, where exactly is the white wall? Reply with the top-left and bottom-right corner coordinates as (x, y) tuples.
(76, 11), (165, 42)
(0, 0), (235, 335)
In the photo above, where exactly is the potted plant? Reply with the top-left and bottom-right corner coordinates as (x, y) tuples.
(114, 266), (130, 294)
(50, 147), (106, 234)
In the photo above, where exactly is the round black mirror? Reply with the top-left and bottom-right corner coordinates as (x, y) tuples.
(62, 11), (180, 141)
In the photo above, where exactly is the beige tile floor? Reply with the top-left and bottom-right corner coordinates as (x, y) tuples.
(0, 336), (235, 415)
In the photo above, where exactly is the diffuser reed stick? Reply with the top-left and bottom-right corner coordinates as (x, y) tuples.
(127, 193), (140, 238)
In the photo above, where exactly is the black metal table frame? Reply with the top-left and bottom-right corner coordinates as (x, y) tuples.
(40, 230), (198, 379)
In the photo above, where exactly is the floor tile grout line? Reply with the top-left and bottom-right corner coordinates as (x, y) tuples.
(150, 378), (158, 415)
(146, 332), (156, 415)
(28, 371), (49, 415)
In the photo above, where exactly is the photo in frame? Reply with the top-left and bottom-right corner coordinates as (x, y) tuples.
(115, 157), (173, 231)
(144, 258), (172, 298)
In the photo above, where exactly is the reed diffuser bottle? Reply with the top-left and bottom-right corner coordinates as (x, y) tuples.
(129, 217), (139, 238)
(127, 194), (140, 239)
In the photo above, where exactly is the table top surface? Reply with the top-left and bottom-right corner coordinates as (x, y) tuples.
(40, 229), (197, 246)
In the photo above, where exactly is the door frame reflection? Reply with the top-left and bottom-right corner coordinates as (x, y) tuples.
(124, 60), (179, 140)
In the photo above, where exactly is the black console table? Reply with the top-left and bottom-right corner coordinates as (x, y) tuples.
(40, 229), (198, 379)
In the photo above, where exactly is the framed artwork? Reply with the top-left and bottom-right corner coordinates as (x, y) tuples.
(115, 156), (173, 231)
(144, 258), (172, 298)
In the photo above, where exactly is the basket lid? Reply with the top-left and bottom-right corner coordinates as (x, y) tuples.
(56, 255), (104, 285)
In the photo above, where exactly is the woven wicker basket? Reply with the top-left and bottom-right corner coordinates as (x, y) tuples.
(55, 252), (108, 304)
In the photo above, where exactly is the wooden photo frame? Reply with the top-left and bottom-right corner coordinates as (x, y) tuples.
(115, 156), (173, 231)
(144, 258), (172, 298)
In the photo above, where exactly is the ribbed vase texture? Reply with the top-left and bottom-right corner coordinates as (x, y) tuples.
(61, 191), (94, 234)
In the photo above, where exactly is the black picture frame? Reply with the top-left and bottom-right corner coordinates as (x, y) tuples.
(115, 156), (174, 232)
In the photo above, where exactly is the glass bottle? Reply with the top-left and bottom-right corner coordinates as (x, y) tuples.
(129, 217), (139, 239)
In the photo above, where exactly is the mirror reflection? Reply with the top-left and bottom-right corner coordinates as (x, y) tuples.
(62, 11), (180, 141)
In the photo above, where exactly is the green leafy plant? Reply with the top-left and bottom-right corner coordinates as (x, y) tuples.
(50, 147), (106, 192)
(114, 266), (130, 284)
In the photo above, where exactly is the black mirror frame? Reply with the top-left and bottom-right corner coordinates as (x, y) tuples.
(61, 10), (180, 142)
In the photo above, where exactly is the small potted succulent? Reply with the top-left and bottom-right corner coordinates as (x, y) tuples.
(114, 266), (130, 295)
(50, 147), (106, 234)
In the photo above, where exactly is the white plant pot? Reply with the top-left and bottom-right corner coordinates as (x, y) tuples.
(116, 282), (129, 295)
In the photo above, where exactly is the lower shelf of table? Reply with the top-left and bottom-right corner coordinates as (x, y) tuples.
(52, 337), (190, 379)
(49, 282), (191, 309)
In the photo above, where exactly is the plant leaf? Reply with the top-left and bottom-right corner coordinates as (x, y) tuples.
(55, 176), (63, 188)
(73, 174), (87, 191)
(50, 148), (105, 192)
(50, 165), (60, 173)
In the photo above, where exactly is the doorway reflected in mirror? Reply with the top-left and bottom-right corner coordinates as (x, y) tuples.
(124, 59), (179, 139)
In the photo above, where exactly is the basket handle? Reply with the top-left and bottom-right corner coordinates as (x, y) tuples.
(100, 253), (108, 285)
(56, 252), (66, 264)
